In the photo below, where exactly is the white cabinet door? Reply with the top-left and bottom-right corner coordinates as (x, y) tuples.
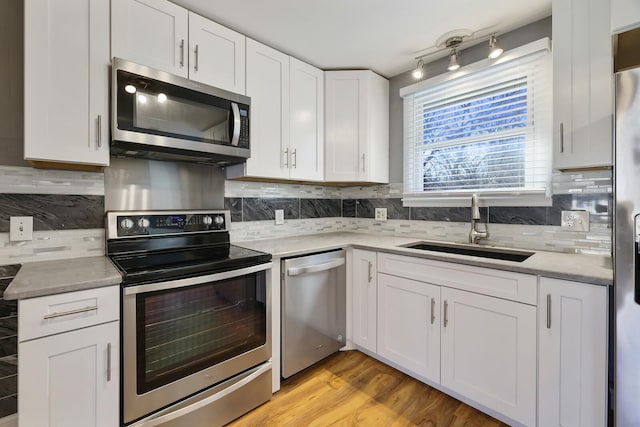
(111, 0), (188, 77)
(188, 12), (246, 94)
(440, 287), (536, 426)
(19, 321), (119, 427)
(377, 273), (440, 383)
(289, 58), (324, 181)
(553, 0), (613, 169)
(611, 0), (640, 33)
(244, 38), (290, 179)
(538, 278), (608, 427)
(352, 249), (377, 353)
(325, 71), (389, 183)
(24, 0), (110, 167)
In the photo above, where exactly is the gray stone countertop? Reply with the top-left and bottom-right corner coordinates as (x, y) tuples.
(235, 232), (613, 286)
(3, 256), (122, 300)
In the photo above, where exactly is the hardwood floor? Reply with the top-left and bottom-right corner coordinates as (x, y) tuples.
(228, 350), (509, 426)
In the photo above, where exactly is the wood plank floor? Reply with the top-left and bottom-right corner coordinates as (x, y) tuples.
(227, 350), (509, 426)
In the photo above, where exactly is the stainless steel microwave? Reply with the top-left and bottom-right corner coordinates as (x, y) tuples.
(111, 58), (250, 165)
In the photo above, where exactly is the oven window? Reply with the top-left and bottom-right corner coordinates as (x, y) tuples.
(136, 271), (266, 394)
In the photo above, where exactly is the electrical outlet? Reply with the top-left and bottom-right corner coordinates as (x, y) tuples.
(561, 210), (589, 232)
(10, 216), (33, 241)
(374, 208), (388, 222)
(274, 209), (285, 225)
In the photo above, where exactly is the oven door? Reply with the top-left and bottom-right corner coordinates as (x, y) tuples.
(123, 262), (272, 425)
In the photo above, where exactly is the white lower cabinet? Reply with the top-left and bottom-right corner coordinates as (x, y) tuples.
(538, 277), (608, 427)
(377, 273), (440, 383)
(18, 286), (120, 427)
(352, 249), (378, 353)
(19, 322), (119, 427)
(370, 252), (540, 426)
(440, 287), (536, 426)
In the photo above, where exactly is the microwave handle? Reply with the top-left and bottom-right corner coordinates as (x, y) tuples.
(230, 102), (241, 146)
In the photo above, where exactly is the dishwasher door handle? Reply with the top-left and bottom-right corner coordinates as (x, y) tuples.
(287, 258), (345, 276)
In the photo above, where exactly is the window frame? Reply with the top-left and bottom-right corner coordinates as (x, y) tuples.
(400, 38), (552, 208)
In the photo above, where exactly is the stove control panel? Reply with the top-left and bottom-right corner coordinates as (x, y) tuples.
(106, 211), (230, 239)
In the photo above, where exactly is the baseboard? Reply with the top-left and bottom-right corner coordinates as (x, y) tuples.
(0, 414), (17, 427)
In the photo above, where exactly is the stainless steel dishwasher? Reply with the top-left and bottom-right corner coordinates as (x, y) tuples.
(281, 249), (346, 378)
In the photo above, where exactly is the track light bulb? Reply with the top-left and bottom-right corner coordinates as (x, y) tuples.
(412, 59), (424, 80)
(488, 34), (503, 59)
(447, 49), (460, 71)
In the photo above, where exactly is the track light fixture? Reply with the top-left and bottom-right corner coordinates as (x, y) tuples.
(412, 31), (505, 78)
(488, 34), (503, 59)
(412, 59), (425, 80)
(447, 49), (460, 71)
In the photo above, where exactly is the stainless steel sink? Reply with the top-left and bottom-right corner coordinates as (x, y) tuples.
(400, 241), (534, 262)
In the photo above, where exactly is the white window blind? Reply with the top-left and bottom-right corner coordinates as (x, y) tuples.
(401, 39), (552, 207)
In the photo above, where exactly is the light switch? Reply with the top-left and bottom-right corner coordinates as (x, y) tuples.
(275, 209), (285, 225)
(10, 216), (33, 241)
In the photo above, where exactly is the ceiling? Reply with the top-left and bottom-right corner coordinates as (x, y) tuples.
(172, 0), (551, 78)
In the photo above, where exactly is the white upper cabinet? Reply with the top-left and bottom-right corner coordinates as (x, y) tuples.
(325, 70), (389, 183)
(538, 277), (608, 427)
(24, 0), (110, 167)
(243, 38), (290, 180)
(553, 0), (613, 169)
(289, 57), (325, 181)
(611, 0), (640, 33)
(227, 39), (325, 181)
(111, 0), (188, 78)
(111, 0), (246, 94)
(188, 12), (246, 94)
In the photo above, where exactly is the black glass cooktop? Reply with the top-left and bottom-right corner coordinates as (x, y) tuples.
(111, 244), (271, 286)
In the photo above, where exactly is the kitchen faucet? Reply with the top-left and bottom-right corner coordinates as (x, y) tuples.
(469, 193), (488, 244)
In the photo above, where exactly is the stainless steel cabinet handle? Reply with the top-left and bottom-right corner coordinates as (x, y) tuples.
(443, 300), (448, 327)
(194, 44), (199, 71)
(43, 305), (98, 320)
(180, 39), (185, 67)
(287, 258), (345, 276)
(546, 293), (551, 329)
(367, 261), (372, 283)
(107, 343), (112, 382)
(430, 298), (435, 325)
(362, 153), (365, 172)
(559, 122), (564, 153)
(292, 149), (297, 168)
(283, 148), (289, 168)
(97, 115), (102, 148)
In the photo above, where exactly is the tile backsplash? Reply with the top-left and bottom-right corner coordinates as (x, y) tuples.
(0, 166), (613, 264)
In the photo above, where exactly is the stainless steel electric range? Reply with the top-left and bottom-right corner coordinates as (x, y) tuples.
(106, 210), (273, 427)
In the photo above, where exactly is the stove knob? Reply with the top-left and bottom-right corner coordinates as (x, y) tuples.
(120, 218), (134, 230)
(138, 218), (150, 229)
(214, 215), (224, 225)
(202, 216), (213, 226)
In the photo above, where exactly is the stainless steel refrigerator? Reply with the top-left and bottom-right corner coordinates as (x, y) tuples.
(615, 29), (640, 426)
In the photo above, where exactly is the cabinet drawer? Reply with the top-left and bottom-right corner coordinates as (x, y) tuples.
(19, 286), (120, 342)
(377, 253), (537, 305)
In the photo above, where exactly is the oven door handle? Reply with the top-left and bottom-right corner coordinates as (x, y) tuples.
(132, 362), (272, 427)
(123, 262), (273, 296)
(287, 258), (345, 276)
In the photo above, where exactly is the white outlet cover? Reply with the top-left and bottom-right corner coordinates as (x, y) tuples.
(10, 216), (33, 241)
(560, 210), (589, 232)
(374, 208), (388, 222)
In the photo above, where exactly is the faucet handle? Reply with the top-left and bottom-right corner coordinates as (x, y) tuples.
(471, 193), (481, 220)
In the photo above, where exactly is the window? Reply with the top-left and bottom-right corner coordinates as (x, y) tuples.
(401, 39), (552, 207)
